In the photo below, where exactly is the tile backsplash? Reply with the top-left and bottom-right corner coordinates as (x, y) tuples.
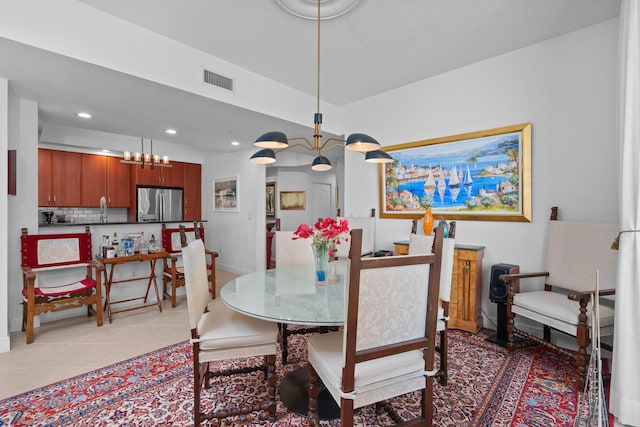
(39, 207), (128, 224)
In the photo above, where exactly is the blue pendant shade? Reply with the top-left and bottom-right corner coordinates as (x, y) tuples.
(345, 133), (381, 152)
(365, 149), (394, 163)
(254, 131), (289, 149)
(249, 148), (277, 164)
(311, 155), (332, 171)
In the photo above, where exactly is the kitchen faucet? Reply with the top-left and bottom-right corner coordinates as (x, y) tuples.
(99, 196), (108, 223)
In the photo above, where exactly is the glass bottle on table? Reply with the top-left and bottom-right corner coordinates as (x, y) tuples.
(112, 232), (120, 256)
(139, 231), (148, 254)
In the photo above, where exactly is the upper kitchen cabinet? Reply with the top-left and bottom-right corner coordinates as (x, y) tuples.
(80, 153), (107, 207)
(134, 161), (184, 187)
(80, 154), (132, 208)
(107, 156), (131, 207)
(38, 149), (82, 207)
(183, 162), (202, 221)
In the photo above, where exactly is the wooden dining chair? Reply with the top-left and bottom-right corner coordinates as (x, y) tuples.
(408, 221), (456, 385)
(307, 224), (445, 427)
(161, 222), (218, 307)
(179, 225), (279, 426)
(334, 208), (376, 258)
(273, 230), (321, 364)
(20, 226), (103, 344)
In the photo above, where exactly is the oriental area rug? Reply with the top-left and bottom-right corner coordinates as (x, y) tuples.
(0, 329), (581, 426)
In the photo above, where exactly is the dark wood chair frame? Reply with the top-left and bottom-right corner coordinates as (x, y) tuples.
(20, 226), (103, 344)
(500, 206), (615, 389)
(161, 222), (218, 308)
(308, 224), (445, 426)
(410, 219), (457, 386)
(178, 225), (277, 426)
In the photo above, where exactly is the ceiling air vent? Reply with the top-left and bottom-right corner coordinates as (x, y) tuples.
(203, 69), (234, 92)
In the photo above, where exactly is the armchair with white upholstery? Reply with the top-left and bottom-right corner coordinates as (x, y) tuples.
(306, 224), (446, 426)
(180, 226), (279, 426)
(501, 207), (618, 389)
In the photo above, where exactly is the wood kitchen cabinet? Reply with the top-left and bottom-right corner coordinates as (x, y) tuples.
(38, 149), (82, 207)
(80, 153), (108, 207)
(183, 162), (201, 221)
(106, 156), (131, 207)
(448, 245), (485, 333)
(80, 154), (131, 207)
(134, 161), (184, 187)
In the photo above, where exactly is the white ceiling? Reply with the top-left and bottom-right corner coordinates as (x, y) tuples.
(0, 0), (621, 155)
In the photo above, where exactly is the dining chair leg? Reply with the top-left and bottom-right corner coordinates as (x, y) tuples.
(193, 357), (202, 427)
(278, 323), (290, 364)
(266, 354), (277, 421)
(424, 378), (434, 426)
(340, 398), (354, 427)
(307, 364), (321, 426)
(439, 329), (448, 386)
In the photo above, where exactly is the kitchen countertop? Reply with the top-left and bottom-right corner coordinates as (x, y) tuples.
(39, 220), (207, 228)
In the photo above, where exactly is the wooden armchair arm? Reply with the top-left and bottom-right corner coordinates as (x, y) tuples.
(91, 259), (105, 273)
(205, 249), (219, 258)
(22, 267), (36, 282)
(499, 271), (550, 283)
(568, 288), (616, 301)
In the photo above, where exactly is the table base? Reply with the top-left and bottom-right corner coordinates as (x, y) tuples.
(279, 366), (340, 420)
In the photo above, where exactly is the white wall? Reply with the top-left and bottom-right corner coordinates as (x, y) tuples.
(343, 19), (620, 330)
(205, 149), (264, 275)
(0, 78), (9, 352)
(6, 98), (39, 336)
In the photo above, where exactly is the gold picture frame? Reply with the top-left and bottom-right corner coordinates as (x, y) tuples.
(280, 191), (306, 210)
(379, 123), (531, 222)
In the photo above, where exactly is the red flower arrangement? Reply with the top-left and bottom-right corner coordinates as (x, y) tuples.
(293, 217), (349, 256)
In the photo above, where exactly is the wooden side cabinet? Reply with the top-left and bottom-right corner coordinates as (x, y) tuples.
(449, 244), (484, 333)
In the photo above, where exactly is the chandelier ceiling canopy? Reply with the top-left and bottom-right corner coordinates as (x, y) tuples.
(250, 0), (392, 172)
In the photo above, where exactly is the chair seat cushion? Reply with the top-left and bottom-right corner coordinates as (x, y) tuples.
(22, 278), (96, 298)
(198, 301), (279, 351)
(513, 290), (615, 334)
(307, 330), (426, 407)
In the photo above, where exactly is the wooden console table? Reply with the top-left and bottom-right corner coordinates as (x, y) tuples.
(393, 241), (485, 333)
(96, 252), (167, 323)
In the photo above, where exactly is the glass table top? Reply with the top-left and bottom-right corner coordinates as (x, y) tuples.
(220, 262), (348, 326)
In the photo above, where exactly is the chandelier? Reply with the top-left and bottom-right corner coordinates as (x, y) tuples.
(121, 138), (171, 169)
(249, 0), (393, 172)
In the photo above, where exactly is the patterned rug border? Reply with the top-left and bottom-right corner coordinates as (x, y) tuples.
(0, 330), (581, 426)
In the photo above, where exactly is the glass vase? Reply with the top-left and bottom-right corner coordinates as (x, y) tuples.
(312, 244), (329, 285)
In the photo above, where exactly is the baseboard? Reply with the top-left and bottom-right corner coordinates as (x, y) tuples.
(0, 334), (10, 353)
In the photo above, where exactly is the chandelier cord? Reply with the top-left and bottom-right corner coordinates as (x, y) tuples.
(316, 0), (321, 117)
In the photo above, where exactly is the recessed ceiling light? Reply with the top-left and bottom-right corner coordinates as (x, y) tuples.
(231, 141), (240, 146)
(165, 129), (177, 135)
(77, 112), (92, 119)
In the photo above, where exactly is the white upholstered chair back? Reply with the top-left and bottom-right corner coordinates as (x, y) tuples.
(409, 234), (455, 302)
(335, 216), (375, 257)
(275, 231), (315, 267)
(545, 221), (619, 292)
(348, 261), (431, 356)
(182, 239), (210, 330)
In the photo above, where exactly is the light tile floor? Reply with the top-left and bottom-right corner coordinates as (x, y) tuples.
(0, 269), (239, 399)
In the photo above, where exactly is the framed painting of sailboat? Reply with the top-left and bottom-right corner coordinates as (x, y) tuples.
(378, 123), (531, 222)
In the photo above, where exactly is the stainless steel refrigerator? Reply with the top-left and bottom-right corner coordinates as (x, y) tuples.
(137, 187), (183, 222)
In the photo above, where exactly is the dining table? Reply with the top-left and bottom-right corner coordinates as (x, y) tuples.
(220, 261), (348, 420)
